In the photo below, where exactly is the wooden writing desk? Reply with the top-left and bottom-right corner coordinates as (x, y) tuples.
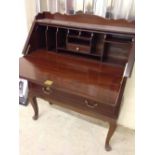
(19, 12), (135, 151)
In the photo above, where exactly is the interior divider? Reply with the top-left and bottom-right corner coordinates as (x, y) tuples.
(45, 26), (48, 50)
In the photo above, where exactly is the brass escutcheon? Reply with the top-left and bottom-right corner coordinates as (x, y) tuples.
(44, 80), (53, 86)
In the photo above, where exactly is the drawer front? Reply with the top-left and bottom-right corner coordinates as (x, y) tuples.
(29, 82), (115, 118)
(67, 43), (90, 53)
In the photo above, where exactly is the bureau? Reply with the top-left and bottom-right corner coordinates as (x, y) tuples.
(19, 12), (135, 151)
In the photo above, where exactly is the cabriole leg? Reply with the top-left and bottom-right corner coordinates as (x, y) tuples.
(105, 121), (117, 151)
(29, 96), (39, 120)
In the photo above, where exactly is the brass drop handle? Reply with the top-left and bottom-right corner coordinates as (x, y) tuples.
(84, 99), (98, 108)
(42, 86), (51, 95)
(42, 80), (53, 95)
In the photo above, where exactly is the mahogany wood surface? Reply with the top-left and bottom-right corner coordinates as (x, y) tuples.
(36, 12), (134, 27)
(20, 50), (123, 105)
(36, 19), (135, 34)
(20, 12), (135, 151)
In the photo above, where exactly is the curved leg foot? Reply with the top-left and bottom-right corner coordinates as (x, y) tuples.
(29, 96), (39, 120)
(33, 115), (38, 120)
(105, 144), (112, 151)
(49, 102), (53, 105)
(105, 122), (117, 151)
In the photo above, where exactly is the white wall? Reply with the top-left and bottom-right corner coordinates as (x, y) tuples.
(118, 66), (135, 129)
(24, 0), (36, 30)
(24, 0), (135, 130)
(0, 0), (28, 154)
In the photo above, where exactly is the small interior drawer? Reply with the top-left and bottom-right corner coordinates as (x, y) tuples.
(67, 43), (90, 53)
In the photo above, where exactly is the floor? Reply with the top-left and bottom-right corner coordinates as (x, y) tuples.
(19, 98), (134, 155)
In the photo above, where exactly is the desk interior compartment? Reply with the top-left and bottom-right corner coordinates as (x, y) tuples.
(103, 34), (133, 66)
(91, 33), (106, 56)
(29, 25), (47, 51)
(46, 26), (57, 51)
(57, 28), (68, 49)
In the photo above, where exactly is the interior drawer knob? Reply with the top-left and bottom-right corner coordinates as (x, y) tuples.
(84, 99), (98, 108)
(76, 47), (79, 51)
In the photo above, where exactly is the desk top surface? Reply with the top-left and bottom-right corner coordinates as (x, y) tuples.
(19, 50), (124, 105)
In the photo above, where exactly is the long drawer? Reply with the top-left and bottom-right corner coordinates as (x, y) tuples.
(28, 82), (117, 118)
